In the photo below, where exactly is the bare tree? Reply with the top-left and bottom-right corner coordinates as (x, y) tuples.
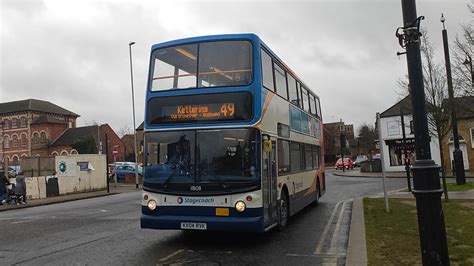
(356, 124), (377, 157)
(420, 31), (451, 183)
(398, 30), (451, 179)
(452, 6), (473, 96)
(117, 125), (132, 138)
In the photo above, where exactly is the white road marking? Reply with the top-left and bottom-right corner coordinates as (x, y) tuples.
(314, 200), (342, 254)
(159, 249), (185, 262)
(11, 219), (37, 224)
(328, 200), (351, 254)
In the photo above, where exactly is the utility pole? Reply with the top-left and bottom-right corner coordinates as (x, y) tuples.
(396, 0), (449, 264)
(129, 41), (140, 189)
(441, 13), (466, 185)
(105, 133), (110, 194)
(399, 108), (411, 192)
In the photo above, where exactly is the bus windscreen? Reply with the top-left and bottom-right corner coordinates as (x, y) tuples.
(150, 41), (252, 91)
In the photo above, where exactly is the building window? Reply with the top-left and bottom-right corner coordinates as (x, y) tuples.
(12, 135), (18, 148)
(51, 151), (59, 156)
(32, 132), (40, 145)
(261, 49), (274, 91)
(3, 119), (9, 129)
(21, 134), (27, 147)
(40, 132), (47, 144)
(3, 136), (9, 149)
(386, 139), (416, 166)
(60, 150), (68, 156)
(20, 117), (27, 127)
(12, 118), (18, 128)
(410, 121), (414, 134)
(12, 155), (19, 166)
(471, 127), (474, 148)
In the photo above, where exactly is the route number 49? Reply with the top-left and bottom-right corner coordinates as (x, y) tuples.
(220, 103), (235, 117)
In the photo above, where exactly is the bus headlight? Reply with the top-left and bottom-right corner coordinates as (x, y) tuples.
(235, 201), (246, 212)
(147, 200), (157, 211)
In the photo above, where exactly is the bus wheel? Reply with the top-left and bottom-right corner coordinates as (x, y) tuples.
(277, 192), (289, 231)
(312, 183), (320, 206)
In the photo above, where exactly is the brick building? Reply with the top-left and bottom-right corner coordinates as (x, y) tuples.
(441, 96), (474, 173)
(50, 124), (125, 164)
(0, 99), (79, 165)
(323, 119), (355, 165)
(1, 99), (125, 166)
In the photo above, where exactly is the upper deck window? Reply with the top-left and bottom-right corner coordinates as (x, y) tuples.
(261, 49), (274, 91)
(274, 63), (288, 99)
(288, 75), (299, 107)
(151, 41), (252, 91)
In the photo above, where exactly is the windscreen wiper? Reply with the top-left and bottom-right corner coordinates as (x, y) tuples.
(211, 174), (230, 190)
(162, 167), (178, 190)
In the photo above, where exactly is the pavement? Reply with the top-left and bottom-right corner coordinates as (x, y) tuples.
(345, 171), (474, 266)
(0, 183), (141, 212)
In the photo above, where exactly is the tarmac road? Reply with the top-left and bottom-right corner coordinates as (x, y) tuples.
(0, 170), (406, 265)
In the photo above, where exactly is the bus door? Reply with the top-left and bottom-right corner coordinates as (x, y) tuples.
(262, 137), (278, 226)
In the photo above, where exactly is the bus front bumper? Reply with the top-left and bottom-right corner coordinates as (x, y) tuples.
(141, 213), (264, 232)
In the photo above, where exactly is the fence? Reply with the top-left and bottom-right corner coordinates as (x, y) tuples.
(20, 156), (55, 177)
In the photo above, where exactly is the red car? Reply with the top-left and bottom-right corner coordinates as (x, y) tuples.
(335, 158), (353, 170)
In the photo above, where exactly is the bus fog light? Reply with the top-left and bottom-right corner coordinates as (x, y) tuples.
(148, 200), (157, 211)
(235, 201), (246, 212)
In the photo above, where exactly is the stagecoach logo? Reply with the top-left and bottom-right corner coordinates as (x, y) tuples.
(176, 196), (215, 205)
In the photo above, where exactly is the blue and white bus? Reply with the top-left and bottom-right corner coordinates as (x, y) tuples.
(141, 34), (325, 233)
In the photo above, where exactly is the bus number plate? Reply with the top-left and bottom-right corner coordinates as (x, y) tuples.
(180, 222), (207, 230)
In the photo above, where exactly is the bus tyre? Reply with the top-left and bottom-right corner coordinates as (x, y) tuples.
(312, 184), (320, 206)
(277, 192), (289, 231)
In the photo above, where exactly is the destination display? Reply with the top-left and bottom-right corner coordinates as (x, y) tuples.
(162, 103), (235, 121)
(147, 92), (252, 124)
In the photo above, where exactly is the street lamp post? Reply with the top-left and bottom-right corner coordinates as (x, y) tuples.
(441, 14), (466, 185)
(397, 0), (449, 264)
(129, 41), (139, 189)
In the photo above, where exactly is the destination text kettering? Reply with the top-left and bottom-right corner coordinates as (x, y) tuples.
(168, 103), (234, 120)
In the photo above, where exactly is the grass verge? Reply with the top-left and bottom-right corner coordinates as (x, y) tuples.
(399, 181), (474, 192)
(446, 181), (474, 192)
(364, 198), (474, 265)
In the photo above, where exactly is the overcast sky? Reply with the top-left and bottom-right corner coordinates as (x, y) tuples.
(0, 0), (470, 135)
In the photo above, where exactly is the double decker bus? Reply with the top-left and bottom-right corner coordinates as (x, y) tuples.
(141, 34), (325, 233)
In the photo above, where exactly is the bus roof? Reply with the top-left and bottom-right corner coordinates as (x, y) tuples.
(150, 33), (319, 99)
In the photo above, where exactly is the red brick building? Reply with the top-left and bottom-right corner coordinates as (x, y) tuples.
(0, 99), (79, 165)
(1, 99), (124, 165)
(50, 124), (125, 164)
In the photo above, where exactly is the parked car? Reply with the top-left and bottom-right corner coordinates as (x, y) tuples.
(353, 155), (368, 167)
(7, 166), (17, 177)
(111, 164), (143, 180)
(335, 158), (354, 170)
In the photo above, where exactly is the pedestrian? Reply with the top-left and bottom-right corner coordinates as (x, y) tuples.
(0, 168), (11, 205)
(14, 172), (27, 205)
